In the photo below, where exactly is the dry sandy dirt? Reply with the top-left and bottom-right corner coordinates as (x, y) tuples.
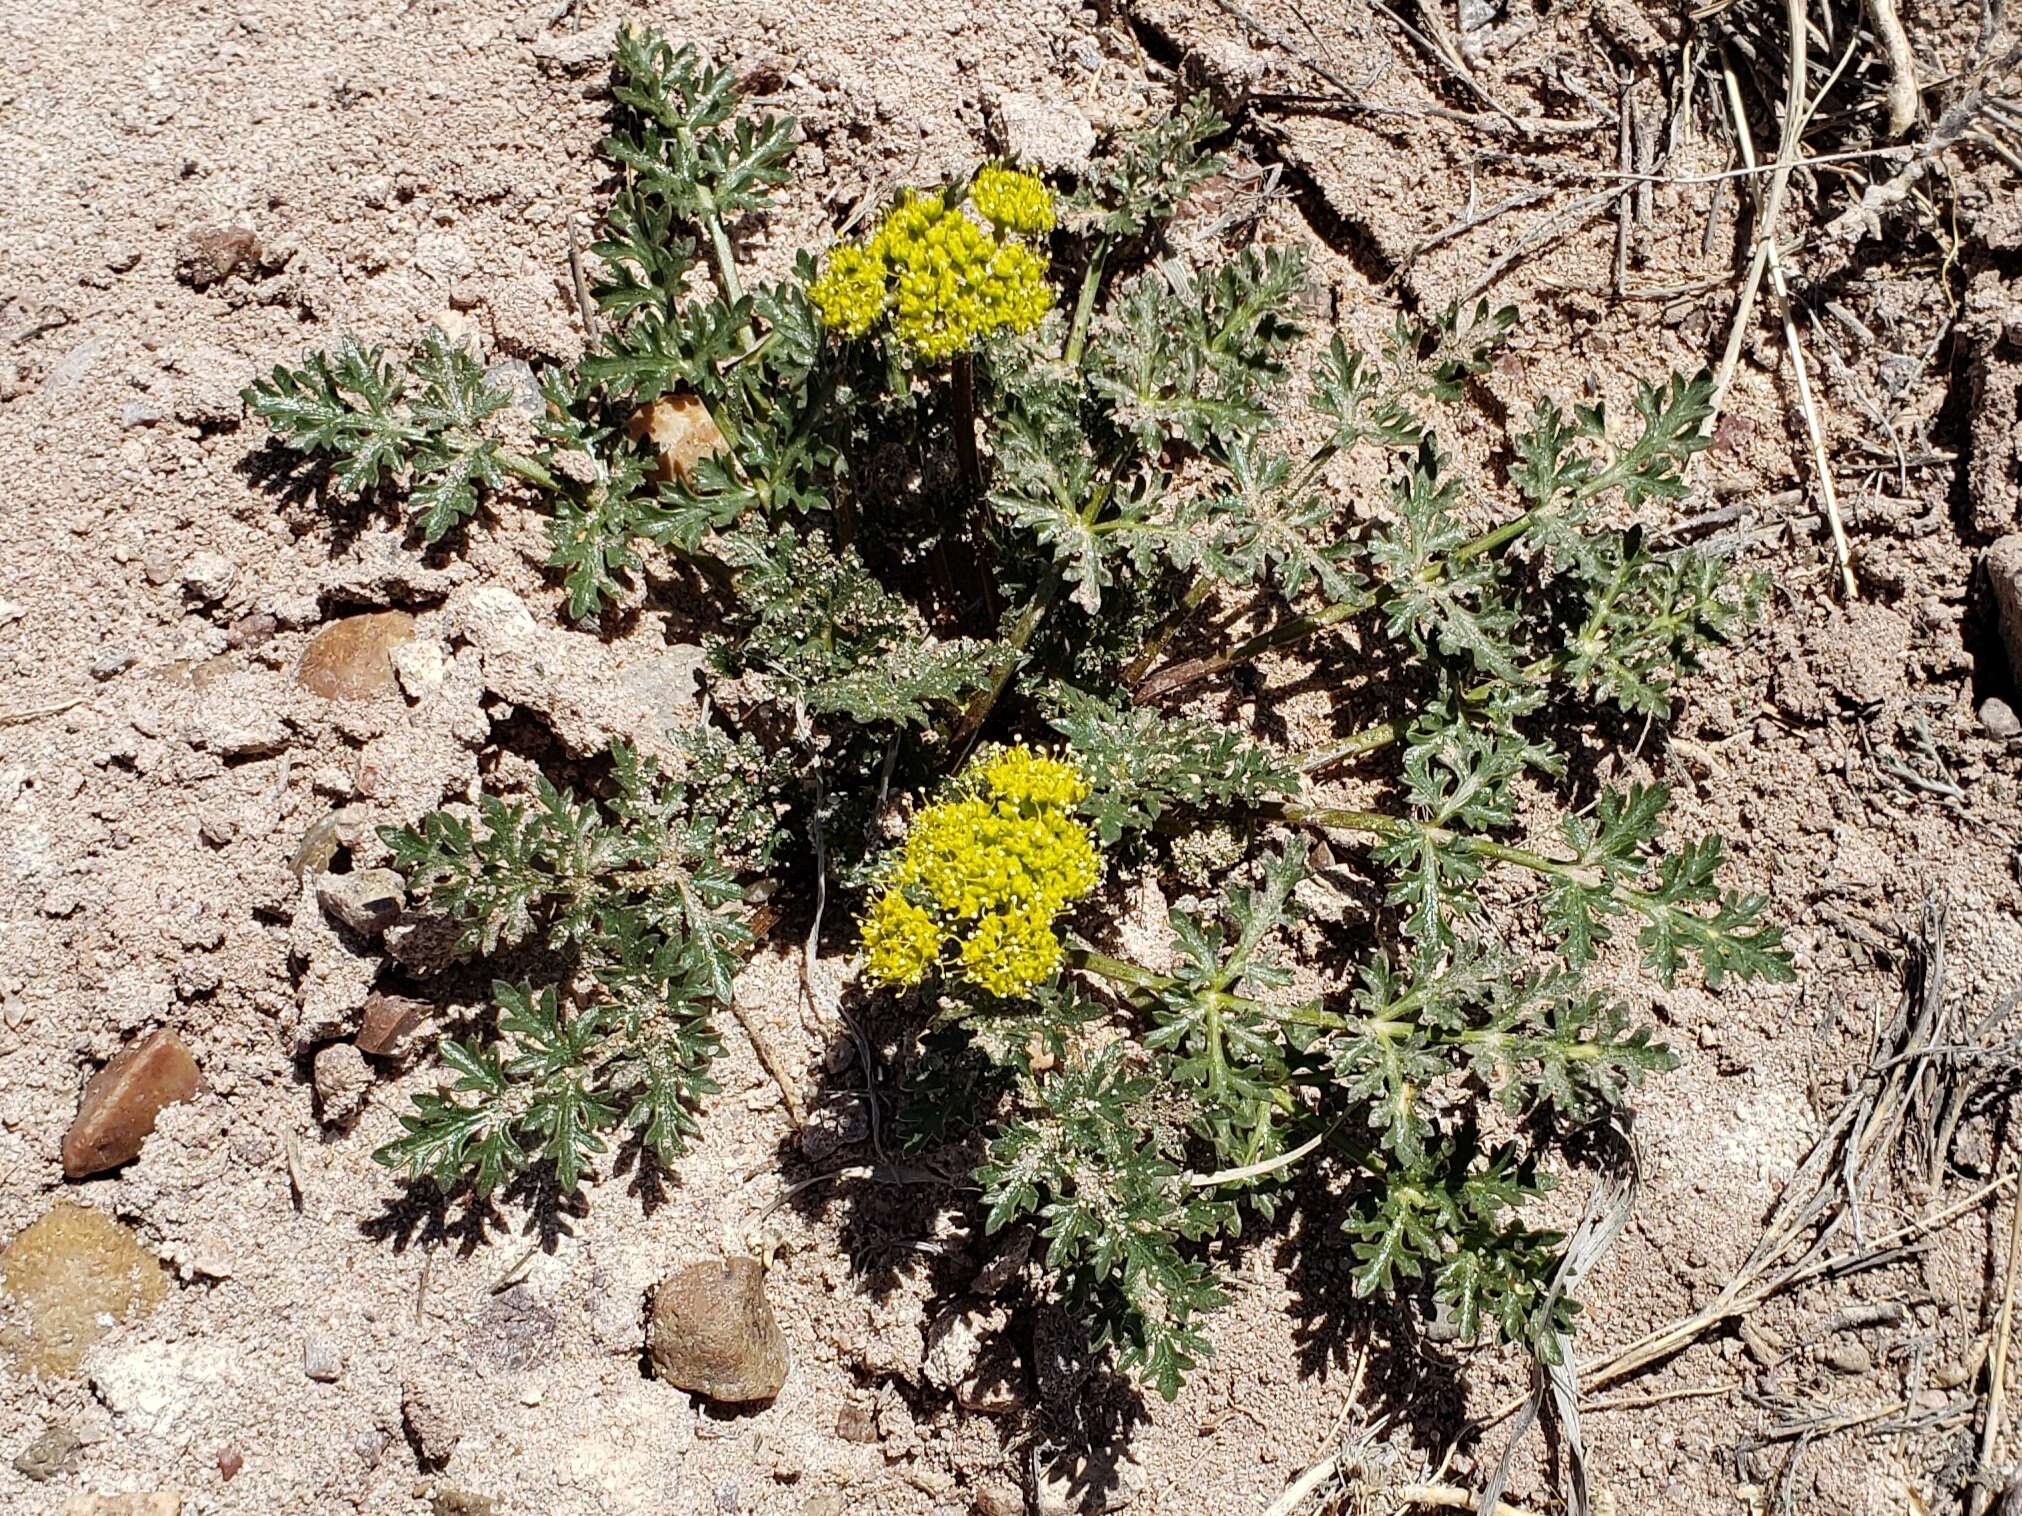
(2, 0), (2021, 1513)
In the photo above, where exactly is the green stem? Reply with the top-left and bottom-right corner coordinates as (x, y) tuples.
(704, 209), (747, 307)
(1064, 236), (1113, 368)
(947, 570), (1064, 760)
(1270, 800), (1603, 887)
(1135, 595), (1372, 701)
(1296, 720), (1402, 774)
(498, 450), (560, 493)
(1065, 948), (1351, 1031)
(1119, 575), (1210, 687)
(1290, 649), (1560, 775)
(1264, 799), (1726, 953)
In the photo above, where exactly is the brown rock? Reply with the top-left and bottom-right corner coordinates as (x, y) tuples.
(61, 1030), (203, 1179)
(402, 1379), (461, 1468)
(0, 1203), (168, 1376)
(625, 394), (727, 485)
(834, 1399), (879, 1444)
(316, 867), (405, 938)
(295, 611), (416, 701)
(357, 992), (429, 1057)
(14, 1422), (82, 1481)
(1989, 535), (2022, 680)
(647, 1257), (789, 1404)
(177, 224), (259, 289)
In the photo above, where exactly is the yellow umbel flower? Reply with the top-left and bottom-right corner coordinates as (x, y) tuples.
(862, 891), (944, 986)
(969, 166), (1057, 236)
(858, 746), (1099, 997)
(807, 176), (1056, 360)
(806, 242), (886, 338)
(960, 910), (1066, 997)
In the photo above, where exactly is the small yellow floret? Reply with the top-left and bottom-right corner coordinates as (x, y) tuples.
(808, 243), (886, 337)
(857, 746), (1100, 999)
(960, 910), (1066, 997)
(976, 747), (1089, 811)
(861, 890), (944, 987)
(969, 166), (1057, 236)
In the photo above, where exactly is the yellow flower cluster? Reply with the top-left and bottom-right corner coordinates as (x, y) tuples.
(806, 171), (1056, 361)
(970, 165), (1057, 235)
(859, 747), (1100, 998)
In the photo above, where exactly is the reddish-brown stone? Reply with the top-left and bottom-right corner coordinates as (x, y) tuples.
(356, 993), (428, 1058)
(294, 612), (415, 702)
(61, 1031), (203, 1179)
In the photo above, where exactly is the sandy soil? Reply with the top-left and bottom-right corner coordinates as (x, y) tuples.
(2, 0), (2019, 1513)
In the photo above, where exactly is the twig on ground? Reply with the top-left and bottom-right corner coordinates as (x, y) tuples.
(1818, 40), (2022, 258)
(0, 694), (88, 726)
(1614, 83), (1634, 294)
(730, 998), (806, 1130)
(1457, 183), (1634, 303)
(1970, 1177), (2022, 1516)
(1406, 183), (1555, 263)
(1863, 0), (1922, 136)
(565, 215), (599, 340)
(1714, 28), (1859, 598)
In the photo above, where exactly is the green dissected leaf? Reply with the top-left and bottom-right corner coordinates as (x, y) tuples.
(1460, 974), (1678, 1119)
(539, 433), (668, 620)
(1373, 827), (1485, 952)
(375, 733), (760, 1194)
(717, 526), (997, 726)
(590, 186), (701, 320)
(495, 982), (617, 1190)
(1040, 684), (1297, 843)
(1538, 785), (1792, 987)
(374, 1037), (522, 1194)
(244, 341), (415, 495)
(244, 331), (520, 542)
(1088, 247), (1304, 458)
(1512, 370), (1714, 519)
(989, 388), (1106, 611)
(975, 1047), (1227, 1400)
(1310, 300), (1515, 457)
(579, 295), (752, 402)
(1397, 704), (1551, 832)
(1075, 95), (1228, 238)
(1370, 444), (1525, 683)
(605, 28), (793, 221)
(1561, 530), (1758, 719)
(1187, 442), (1364, 602)
(1632, 838), (1792, 990)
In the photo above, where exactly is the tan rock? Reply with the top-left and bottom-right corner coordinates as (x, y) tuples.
(295, 611), (416, 701)
(625, 393), (727, 486)
(60, 1496), (183, 1516)
(647, 1257), (788, 1404)
(0, 1203), (168, 1376)
(61, 1030), (202, 1179)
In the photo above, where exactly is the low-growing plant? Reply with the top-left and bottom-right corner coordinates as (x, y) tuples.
(249, 28), (1791, 1400)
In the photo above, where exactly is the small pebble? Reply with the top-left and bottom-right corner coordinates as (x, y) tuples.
(303, 1335), (343, 1382)
(1824, 1341), (1872, 1375)
(218, 1445), (244, 1480)
(90, 649), (138, 681)
(180, 550), (238, 603)
(312, 1043), (372, 1127)
(648, 1257), (789, 1404)
(1979, 697), (2020, 739)
(13, 1423), (82, 1482)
